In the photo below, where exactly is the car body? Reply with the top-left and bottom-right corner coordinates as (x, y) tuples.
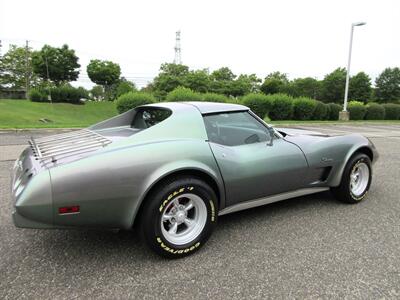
(11, 102), (378, 256)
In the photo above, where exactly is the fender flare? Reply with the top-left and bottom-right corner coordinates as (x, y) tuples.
(128, 161), (225, 228)
(329, 141), (376, 187)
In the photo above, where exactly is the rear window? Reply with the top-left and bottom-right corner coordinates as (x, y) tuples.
(131, 107), (172, 129)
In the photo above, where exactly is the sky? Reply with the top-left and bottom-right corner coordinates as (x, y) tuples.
(0, 0), (399, 89)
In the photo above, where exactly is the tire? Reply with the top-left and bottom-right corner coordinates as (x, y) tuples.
(139, 176), (218, 258)
(331, 153), (372, 204)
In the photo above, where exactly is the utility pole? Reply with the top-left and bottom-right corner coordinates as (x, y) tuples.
(25, 40), (29, 99)
(44, 53), (52, 103)
(174, 30), (182, 65)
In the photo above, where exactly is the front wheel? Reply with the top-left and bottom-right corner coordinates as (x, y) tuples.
(331, 153), (372, 204)
(139, 177), (218, 258)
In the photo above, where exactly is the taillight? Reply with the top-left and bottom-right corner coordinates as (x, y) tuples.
(58, 206), (80, 215)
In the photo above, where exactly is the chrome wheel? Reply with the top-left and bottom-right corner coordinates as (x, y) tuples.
(350, 162), (370, 197)
(161, 193), (207, 245)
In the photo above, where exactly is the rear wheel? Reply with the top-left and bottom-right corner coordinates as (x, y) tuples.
(331, 153), (372, 203)
(139, 177), (218, 258)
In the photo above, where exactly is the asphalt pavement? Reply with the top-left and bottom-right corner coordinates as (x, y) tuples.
(1, 125), (399, 299)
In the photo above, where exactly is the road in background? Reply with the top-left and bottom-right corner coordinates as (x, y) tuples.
(1, 125), (399, 299)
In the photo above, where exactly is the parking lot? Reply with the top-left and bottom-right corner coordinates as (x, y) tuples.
(1, 124), (400, 299)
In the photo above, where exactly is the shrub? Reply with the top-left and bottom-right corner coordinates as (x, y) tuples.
(327, 103), (342, 120)
(312, 101), (329, 120)
(201, 93), (229, 103)
(382, 103), (400, 120)
(50, 85), (87, 104)
(28, 88), (48, 102)
(241, 93), (273, 119)
(365, 103), (385, 120)
(115, 92), (156, 114)
(324, 103), (331, 120)
(348, 101), (367, 120)
(269, 93), (294, 120)
(292, 97), (316, 120)
(166, 86), (202, 102)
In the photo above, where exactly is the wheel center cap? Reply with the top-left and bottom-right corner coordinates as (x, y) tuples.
(176, 211), (186, 223)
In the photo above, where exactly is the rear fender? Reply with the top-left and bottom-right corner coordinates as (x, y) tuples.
(128, 160), (225, 228)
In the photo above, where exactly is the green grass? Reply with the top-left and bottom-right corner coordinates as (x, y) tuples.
(0, 99), (118, 129)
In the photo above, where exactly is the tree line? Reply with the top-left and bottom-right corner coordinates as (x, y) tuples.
(1, 43), (399, 103)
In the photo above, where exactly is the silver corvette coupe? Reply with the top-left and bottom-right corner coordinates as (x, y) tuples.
(11, 102), (378, 258)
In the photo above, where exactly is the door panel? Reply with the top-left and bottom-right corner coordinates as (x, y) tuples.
(209, 138), (309, 207)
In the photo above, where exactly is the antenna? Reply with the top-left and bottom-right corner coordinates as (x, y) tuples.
(174, 30), (182, 64)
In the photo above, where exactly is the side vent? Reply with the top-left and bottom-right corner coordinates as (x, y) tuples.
(309, 166), (332, 184)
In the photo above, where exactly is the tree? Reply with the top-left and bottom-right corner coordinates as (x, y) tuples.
(349, 72), (372, 103)
(230, 74), (261, 97)
(87, 59), (121, 87)
(115, 78), (137, 97)
(209, 67), (236, 96)
(151, 63), (189, 98)
(375, 67), (400, 102)
(184, 69), (210, 93)
(320, 68), (346, 103)
(284, 77), (321, 99)
(90, 85), (104, 100)
(0, 44), (40, 90)
(260, 72), (288, 95)
(32, 44), (80, 84)
(210, 67), (236, 81)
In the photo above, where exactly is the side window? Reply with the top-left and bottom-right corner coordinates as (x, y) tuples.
(132, 108), (172, 129)
(203, 112), (270, 146)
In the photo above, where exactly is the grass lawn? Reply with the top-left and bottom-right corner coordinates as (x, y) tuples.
(0, 99), (118, 129)
(0, 99), (399, 129)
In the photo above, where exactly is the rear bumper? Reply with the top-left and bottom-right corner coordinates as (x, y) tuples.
(11, 147), (54, 229)
(12, 210), (55, 229)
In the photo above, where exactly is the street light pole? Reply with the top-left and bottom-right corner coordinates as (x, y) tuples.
(339, 22), (366, 121)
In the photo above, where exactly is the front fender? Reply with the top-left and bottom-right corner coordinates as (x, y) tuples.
(327, 135), (377, 187)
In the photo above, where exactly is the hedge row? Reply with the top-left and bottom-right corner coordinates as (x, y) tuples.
(29, 85), (88, 104)
(115, 87), (400, 120)
(347, 101), (400, 120)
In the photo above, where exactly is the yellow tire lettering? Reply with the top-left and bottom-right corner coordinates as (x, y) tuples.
(157, 237), (201, 254)
(159, 188), (186, 212)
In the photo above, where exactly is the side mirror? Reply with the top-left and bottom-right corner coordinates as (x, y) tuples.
(267, 127), (275, 146)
